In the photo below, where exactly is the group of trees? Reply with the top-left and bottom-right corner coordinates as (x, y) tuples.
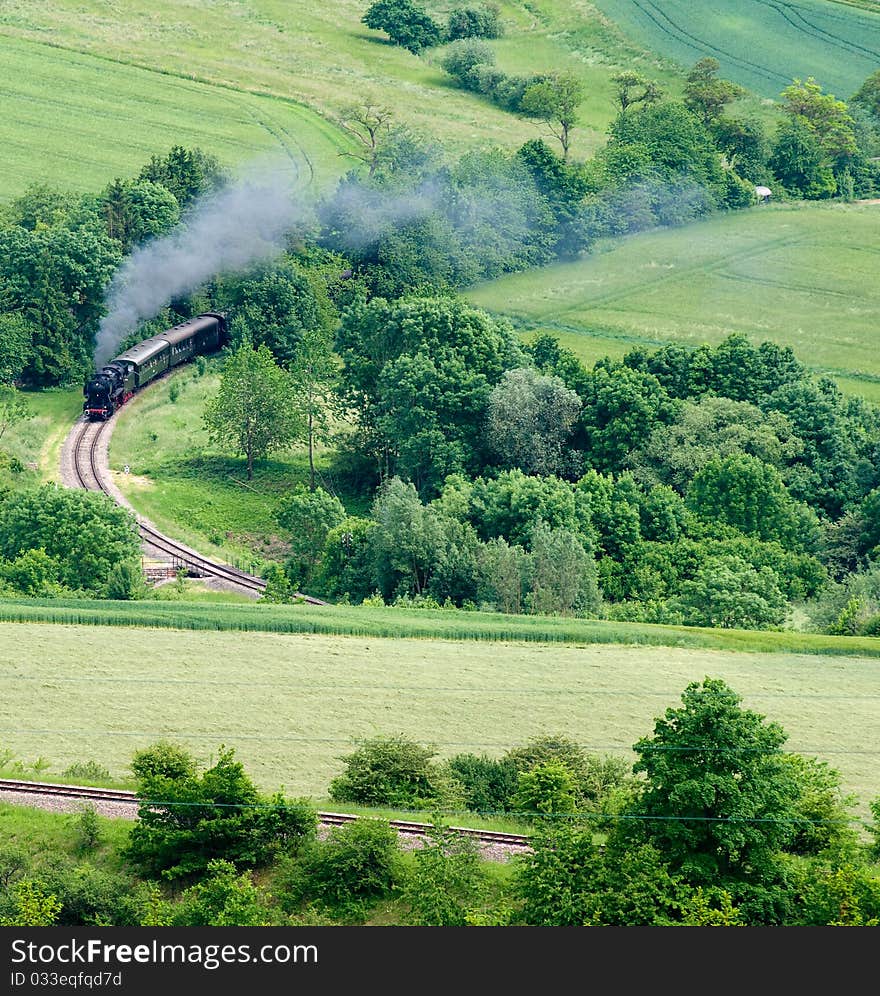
(4, 678), (880, 926)
(362, 1), (502, 54)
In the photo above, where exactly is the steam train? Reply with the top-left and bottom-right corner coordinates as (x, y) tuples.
(83, 313), (227, 420)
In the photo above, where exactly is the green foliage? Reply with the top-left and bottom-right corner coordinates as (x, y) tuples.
(131, 741), (197, 782)
(203, 343), (305, 480)
(73, 805), (101, 854)
(278, 818), (403, 914)
(486, 366), (581, 476)
(511, 760), (577, 816)
(125, 744), (316, 880)
(0, 486), (141, 595)
(63, 760), (112, 783)
(798, 862), (880, 926)
(105, 560), (148, 601)
(400, 824), (488, 925)
(670, 554), (788, 630)
(276, 486), (346, 586)
(627, 678), (800, 900)
(443, 753), (518, 814)
(0, 320), (33, 385)
(0, 880), (62, 926)
(170, 859), (276, 926)
(362, 0), (441, 53)
(679, 887), (745, 926)
(34, 859), (143, 926)
(446, 5), (503, 41)
(770, 119), (836, 198)
(137, 145), (227, 209)
(0, 548), (65, 598)
(99, 177), (180, 252)
(520, 72), (585, 160)
(683, 58), (745, 127)
(782, 755), (859, 855)
(328, 734), (459, 809)
(318, 515), (377, 603)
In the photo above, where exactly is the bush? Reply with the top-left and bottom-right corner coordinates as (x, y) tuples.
(444, 753), (518, 813)
(130, 741), (197, 782)
(170, 859), (277, 926)
(441, 39), (495, 88)
(62, 761), (112, 783)
(400, 824), (487, 925)
(277, 819), (403, 915)
(35, 860), (142, 926)
(125, 745), (316, 880)
(328, 734), (462, 809)
(362, 0), (442, 53)
(446, 4), (503, 40)
(73, 805), (101, 854)
(512, 760), (577, 817)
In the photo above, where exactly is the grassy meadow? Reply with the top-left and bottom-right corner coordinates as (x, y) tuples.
(592, 0), (880, 99)
(0, 621), (878, 821)
(0, 33), (351, 201)
(2, 388), (81, 484)
(106, 361), (365, 568)
(0, 0), (744, 199)
(466, 201), (880, 400)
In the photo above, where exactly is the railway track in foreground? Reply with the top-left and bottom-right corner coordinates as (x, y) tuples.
(69, 417), (324, 603)
(0, 779), (532, 852)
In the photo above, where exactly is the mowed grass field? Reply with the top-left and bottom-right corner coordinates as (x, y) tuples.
(466, 202), (880, 400)
(592, 0), (880, 99)
(0, 1), (703, 199)
(1, 622), (879, 821)
(0, 33), (350, 201)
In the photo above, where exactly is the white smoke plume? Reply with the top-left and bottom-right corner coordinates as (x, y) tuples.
(94, 167), (308, 366)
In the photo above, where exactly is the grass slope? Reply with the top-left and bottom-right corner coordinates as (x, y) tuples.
(0, 34), (351, 201)
(465, 201), (880, 400)
(0, 1), (707, 198)
(592, 0), (880, 99)
(1, 621), (878, 820)
(106, 361), (365, 568)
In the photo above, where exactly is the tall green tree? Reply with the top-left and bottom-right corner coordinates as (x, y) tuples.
(362, 0), (442, 53)
(203, 343), (304, 479)
(520, 72), (585, 160)
(610, 71), (663, 113)
(625, 678), (801, 915)
(290, 325), (337, 491)
(683, 58), (744, 127)
(275, 486), (346, 585)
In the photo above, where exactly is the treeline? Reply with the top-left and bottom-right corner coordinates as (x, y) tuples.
(262, 298), (880, 632)
(3, 678), (880, 926)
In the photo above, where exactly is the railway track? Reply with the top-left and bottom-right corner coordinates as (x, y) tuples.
(69, 416), (323, 603)
(0, 779), (532, 852)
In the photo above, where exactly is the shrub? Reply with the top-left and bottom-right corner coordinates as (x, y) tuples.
(400, 824), (487, 925)
(446, 4), (503, 40)
(171, 859), (277, 926)
(277, 819), (403, 914)
(441, 39), (495, 88)
(444, 753), (518, 813)
(362, 0), (442, 53)
(73, 805), (101, 854)
(512, 760), (577, 817)
(62, 761), (112, 783)
(130, 741), (197, 782)
(328, 734), (462, 809)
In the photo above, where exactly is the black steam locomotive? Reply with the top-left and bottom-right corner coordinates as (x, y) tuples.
(83, 313), (227, 420)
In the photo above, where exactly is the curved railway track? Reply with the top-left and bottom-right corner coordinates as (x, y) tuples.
(70, 416), (324, 603)
(0, 779), (532, 853)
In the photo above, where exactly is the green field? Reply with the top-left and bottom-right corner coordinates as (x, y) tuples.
(466, 201), (880, 400)
(592, 0), (880, 99)
(3, 388), (81, 484)
(0, 1), (703, 199)
(0, 34), (351, 201)
(1, 621), (878, 821)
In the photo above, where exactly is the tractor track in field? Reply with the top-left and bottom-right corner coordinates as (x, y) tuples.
(0, 779), (532, 862)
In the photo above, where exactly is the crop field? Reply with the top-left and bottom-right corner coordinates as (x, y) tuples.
(0, 0), (706, 198)
(1, 621), (878, 821)
(466, 202), (880, 400)
(592, 0), (880, 99)
(0, 33), (350, 201)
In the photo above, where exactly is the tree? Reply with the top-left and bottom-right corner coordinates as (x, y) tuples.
(670, 554), (787, 629)
(125, 744), (316, 880)
(683, 58), (744, 127)
(781, 77), (857, 164)
(137, 145), (227, 209)
(686, 453), (811, 548)
(610, 71), (663, 113)
(171, 860), (275, 926)
(337, 102), (396, 177)
(99, 178), (180, 251)
(486, 367), (581, 476)
(275, 486), (346, 585)
(362, 0), (442, 53)
(0, 315), (34, 384)
(401, 824), (487, 925)
(626, 678), (801, 908)
(526, 521), (601, 616)
(0, 386), (31, 442)
(852, 68), (880, 120)
(769, 119), (836, 198)
(446, 4), (503, 40)
(0, 485), (141, 594)
(512, 760), (577, 816)
(203, 343), (304, 479)
(290, 325), (337, 491)
(520, 72), (585, 160)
